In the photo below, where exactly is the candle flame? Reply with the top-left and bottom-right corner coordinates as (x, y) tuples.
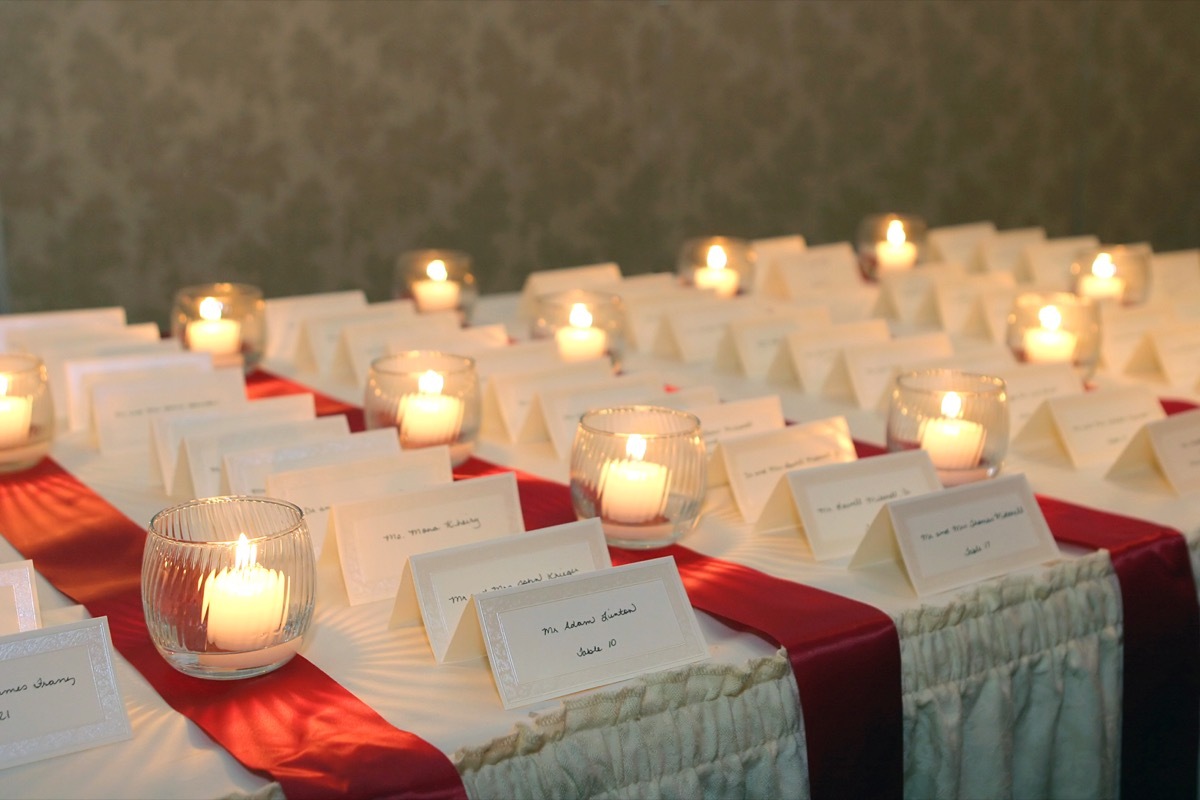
(1038, 304), (1063, 331)
(706, 244), (728, 271)
(886, 219), (907, 246)
(568, 303), (593, 328)
(625, 433), (647, 461)
(940, 391), (963, 419)
(199, 296), (224, 322)
(426, 259), (448, 282)
(233, 533), (257, 570)
(1091, 252), (1116, 280)
(418, 369), (444, 395)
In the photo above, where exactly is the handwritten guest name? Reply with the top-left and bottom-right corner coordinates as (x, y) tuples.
(542, 603), (639, 637)
(385, 516), (483, 541)
(446, 568), (583, 604)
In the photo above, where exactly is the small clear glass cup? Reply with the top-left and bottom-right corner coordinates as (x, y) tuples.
(856, 213), (927, 280)
(570, 405), (707, 549)
(142, 496), (316, 680)
(395, 249), (478, 322)
(0, 353), (53, 473)
(171, 283), (265, 371)
(1006, 291), (1102, 382)
(887, 369), (1009, 487)
(676, 236), (754, 298)
(1070, 244), (1151, 306)
(530, 289), (627, 370)
(365, 351), (480, 466)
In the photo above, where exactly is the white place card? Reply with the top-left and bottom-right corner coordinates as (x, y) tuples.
(263, 290), (367, 362)
(919, 342), (1017, 376)
(174, 416), (350, 500)
(1099, 303), (1176, 373)
(473, 340), (563, 384)
(1106, 409), (1200, 494)
(613, 272), (680, 301)
(267, 448), (454, 558)
(713, 309), (833, 378)
(749, 234), (807, 294)
(850, 473), (1061, 596)
(518, 262), (623, 321)
(0, 617), (132, 770)
(483, 360), (611, 443)
(1017, 235), (1099, 289)
(623, 289), (716, 353)
(531, 373), (667, 459)
(339, 311), (462, 386)
(716, 416), (857, 522)
(1126, 322), (1200, 389)
(91, 369), (247, 454)
(994, 362), (1081, 433)
(927, 221), (996, 268)
(385, 323), (509, 358)
(977, 227), (1045, 275)
(0, 560), (40, 636)
(834, 333), (954, 409)
(654, 297), (772, 363)
(760, 241), (861, 299)
(473, 557), (708, 709)
(390, 519), (612, 663)
(876, 263), (965, 326)
(817, 283), (881, 323)
(151, 394), (315, 489)
(330, 472), (525, 606)
(1150, 249), (1200, 304)
(0, 307), (126, 350)
(755, 450), (943, 561)
(1014, 385), (1165, 467)
(9, 321), (161, 354)
(766, 319), (891, 391)
(64, 351), (213, 434)
(932, 273), (1016, 337)
(294, 301), (415, 374)
(688, 395), (785, 456)
(223, 428), (399, 497)
(651, 385), (721, 412)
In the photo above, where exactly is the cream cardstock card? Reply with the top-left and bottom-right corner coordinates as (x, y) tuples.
(1126, 323), (1200, 389)
(330, 472), (525, 606)
(263, 290), (367, 362)
(994, 362), (1081, 433)
(623, 290), (714, 353)
(1150, 249), (1200, 304)
(750, 234), (807, 294)
(222, 428), (400, 497)
(1099, 304), (1176, 373)
(91, 369), (247, 454)
(483, 360), (611, 443)
(654, 298), (768, 363)
(613, 272), (679, 301)
(0, 617), (132, 771)
(293, 301), (415, 374)
(716, 416), (857, 522)
(919, 342), (1017, 377)
(0, 307), (126, 350)
(755, 450), (942, 561)
(339, 311), (463, 386)
(760, 241), (860, 299)
(30, 328), (171, 422)
(977, 227), (1045, 275)
(174, 416), (350, 500)
(688, 395), (785, 456)
(267, 448), (454, 558)
(651, 385), (721, 411)
(815, 284), (881, 324)
(932, 274), (1016, 337)
(390, 519), (612, 663)
(0, 560), (41, 636)
(473, 340), (563, 385)
(473, 556), (708, 709)
(927, 221), (996, 267)
(876, 264), (965, 326)
(385, 324), (509, 358)
(850, 473), (1061, 596)
(1107, 409), (1200, 494)
(151, 394), (315, 490)
(530, 373), (667, 459)
(64, 351), (213, 433)
(1017, 235), (1099, 289)
(766, 319), (891, 390)
(518, 262), (623, 321)
(1014, 385), (1165, 468)
(713, 309), (833, 378)
(835, 333), (954, 409)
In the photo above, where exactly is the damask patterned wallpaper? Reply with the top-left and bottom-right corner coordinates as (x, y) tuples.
(0, 0), (1197, 323)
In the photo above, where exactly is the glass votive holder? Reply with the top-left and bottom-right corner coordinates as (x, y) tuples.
(142, 496), (316, 680)
(856, 213), (927, 280)
(171, 282), (265, 371)
(570, 405), (707, 549)
(365, 350), (480, 466)
(887, 370), (1009, 487)
(1070, 244), (1151, 306)
(1006, 291), (1102, 382)
(395, 249), (477, 322)
(0, 353), (53, 473)
(676, 236), (754, 298)
(530, 289), (627, 370)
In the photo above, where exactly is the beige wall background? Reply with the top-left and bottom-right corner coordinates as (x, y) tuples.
(0, 0), (1197, 324)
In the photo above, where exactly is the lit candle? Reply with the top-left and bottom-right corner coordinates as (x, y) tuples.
(398, 369), (464, 446)
(1022, 304), (1078, 363)
(599, 434), (668, 524)
(554, 303), (608, 361)
(411, 259), (462, 312)
(875, 219), (918, 272)
(693, 244), (740, 298)
(919, 391), (986, 471)
(1077, 252), (1126, 302)
(201, 534), (288, 652)
(186, 296), (241, 356)
(0, 375), (32, 449)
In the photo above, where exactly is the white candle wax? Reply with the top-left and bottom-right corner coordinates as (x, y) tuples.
(412, 259), (461, 312)
(554, 303), (608, 361)
(598, 434), (668, 524)
(875, 219), (917, 271)
(186, 297), (241, 356)
(692, 243), (739, 297)
(398, 370), (464, 446)
(1078, 254), (1125, 301)
(919, 392), (986, 471)
(1023, 305), (1077, 363)
(0, 390), (32, 449)
(202, 534), (288, 652)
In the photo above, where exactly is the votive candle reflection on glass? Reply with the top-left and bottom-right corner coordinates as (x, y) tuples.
(1076, 252), (1126, 302)
(1023, 304), (1077, 363)
(186, 297), (242, 357)
(0, 374), (33, 449)
(918, 391), (986, 471)
(399, 369), (464, 446)
(411, 258), (462, 312)
(875, 218), (918, 272)
(201, 533), (288, 652)
(598, 434), (668, 524)
(554, 303), (608, 361)
(692, 244), (740, 298)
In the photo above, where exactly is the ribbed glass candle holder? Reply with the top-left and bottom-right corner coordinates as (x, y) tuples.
(395, 248), (478, 322)
(142, 496), (316, 680)
(170, 282), (265, 371)
(856, 213), (927, 280)
(570, 405), (707, 549)
(676, 236), (754, 298)
(1070, 244), (1151, 306)
(0, 353), (53, 473)
(530, 289), (627, 370)
(1006, 291), (1102, 382)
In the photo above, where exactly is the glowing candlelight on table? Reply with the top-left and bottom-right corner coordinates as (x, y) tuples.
(201, 534), (288, 652)
(1023, 304), (1077, 363)
(0, 374), (32, 449)
(919, 391), (986, 471)
(398, 369), (464, 446)
(598, 433), (669, 524)
(693, 244), (739, 298)
(411, 259), (462, 312)
(554, 303), (608, 361)
(876, 219), (918, 272)
(1077, 252), (1126, 302)
(186, 297), (241, 356)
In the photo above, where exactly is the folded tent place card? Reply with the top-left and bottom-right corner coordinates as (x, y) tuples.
(1106, 408), (1200, 494)
(0, 617), (132, 771)
(0, 560), (41, 636)
(472, 556), (708, 709)
(517, 262), (623, 321)
(759, 241), (860, 300)
(0, 307), (126, 351)
(390, 518), (612, 662)
(1124, 322), (1200, 389)
(994, 362), (1081, 433)
(926, 221), (996, 267)
(293, 300), (416, 374)
(263, 289), (367, 362)
(712, 308), (833, 378)
(831, 332), (954, 409)
(687, 395), (785, 455)
(222, 427), (401, 497)
(329, 471), (525, 606)
(1017, 235), (1100, 290)
(749, 234), (807, 294)
(1098, 303), (1175, 373)
(653, 297), (770, 363)
(755, 449), (943, 561)
(849, 473), (1061, 596)
(622, 289), (715, 353)
(931, 273), (1016, 337)
(1149, 249), (1200, 304)
(529, 372), (668, 459)
(977, 227), (1045, 275)
(766, 319), (890, 391)
(875, 263), (965, 326)
(64, 350), (214, 434)
(473, 339), (563, 386)
(482, 359), (611, 443)
(1013, 385), (1165, 468)
(337, 310), (462, 386)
